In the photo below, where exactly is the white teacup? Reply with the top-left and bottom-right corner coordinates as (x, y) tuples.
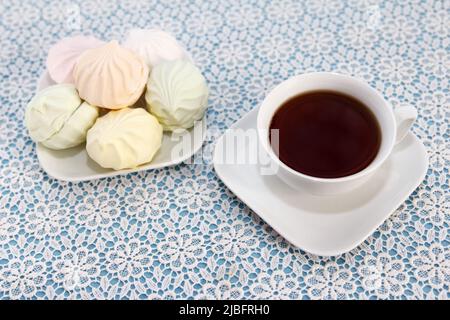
(257, 72), (417, 195)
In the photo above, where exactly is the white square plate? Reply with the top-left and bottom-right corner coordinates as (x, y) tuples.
(213, 107), (428, 256)
(35, 71), (207, 182)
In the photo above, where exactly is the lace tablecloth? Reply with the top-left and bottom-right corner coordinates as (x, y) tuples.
(0, 0), (448, 300)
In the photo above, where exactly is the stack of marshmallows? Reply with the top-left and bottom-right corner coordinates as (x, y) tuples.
(25, 29), (209, 170)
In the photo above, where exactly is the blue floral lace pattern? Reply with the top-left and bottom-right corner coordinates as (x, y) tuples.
(0, 0), (448, 300)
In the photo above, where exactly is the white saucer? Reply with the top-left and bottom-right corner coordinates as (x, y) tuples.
(35, 71), (207, 182)
(213, 107), (428, 256)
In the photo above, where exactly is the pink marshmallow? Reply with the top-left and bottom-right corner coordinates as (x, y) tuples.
(46, 35), (104, 84)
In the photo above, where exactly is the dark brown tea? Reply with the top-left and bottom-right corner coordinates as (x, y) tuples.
(269, 90), (381, 178)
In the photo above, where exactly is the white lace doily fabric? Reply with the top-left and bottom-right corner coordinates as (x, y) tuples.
(0, 0), (449, 300)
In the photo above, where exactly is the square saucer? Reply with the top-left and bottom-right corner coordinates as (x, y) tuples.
(213, 107), (428, 256)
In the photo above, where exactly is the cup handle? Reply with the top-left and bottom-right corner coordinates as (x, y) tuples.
(394, 105), (417, 145)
